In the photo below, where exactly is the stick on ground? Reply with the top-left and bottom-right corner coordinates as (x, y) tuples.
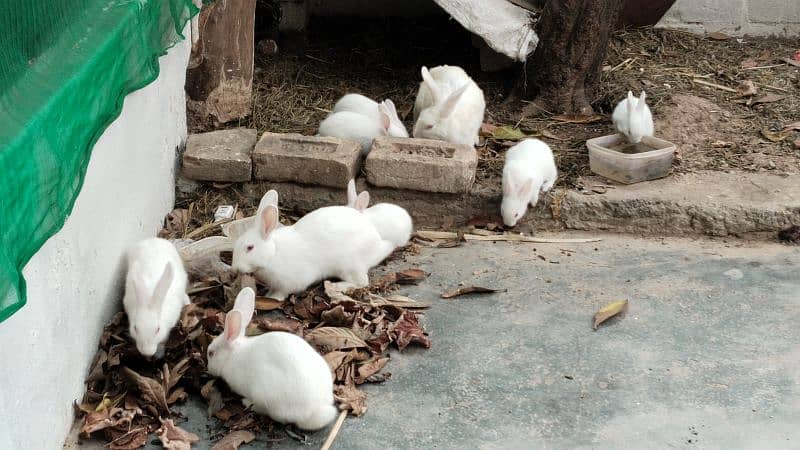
(320, 410), (348, 450)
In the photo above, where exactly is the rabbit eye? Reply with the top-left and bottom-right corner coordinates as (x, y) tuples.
(246, 244), (254, 252)
(208, 350), (215, 358)
(133, 325), (138, 334)
(425, 124), (434, 130)
(156, 326), (161, 335)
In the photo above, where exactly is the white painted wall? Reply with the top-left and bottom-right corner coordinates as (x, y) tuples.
(0, 31), (190, 450)
(659, 0), (800, 36)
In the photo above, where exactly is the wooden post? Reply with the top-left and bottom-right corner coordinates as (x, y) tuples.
(186, 0), (256, 124)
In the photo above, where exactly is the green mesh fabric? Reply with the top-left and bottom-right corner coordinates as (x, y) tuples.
(0, 0), (199, 323)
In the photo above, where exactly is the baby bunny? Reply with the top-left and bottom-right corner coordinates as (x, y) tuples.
(346, 179), (413, 247)
(333, 94), (409, 138)
(501, 139), (558, 227)
(232, 204), (394, 300)
(123, 237), (189, 357)
(412, 65), (485, 146)
(612, 90), (654, 144)
(207, 287), (337, 430)
(318, 110), (389, 155)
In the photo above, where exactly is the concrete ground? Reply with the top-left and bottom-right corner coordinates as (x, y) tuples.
(69, 233), (800, 449)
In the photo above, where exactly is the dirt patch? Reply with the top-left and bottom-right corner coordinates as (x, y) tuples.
(187, 17), (800, 187)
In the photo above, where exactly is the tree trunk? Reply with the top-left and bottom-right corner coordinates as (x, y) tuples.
(186, 0), (256, 124)
(520, 0), (625, 115)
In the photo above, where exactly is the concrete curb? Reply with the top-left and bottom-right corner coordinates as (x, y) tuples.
(241, 170), (800, 239)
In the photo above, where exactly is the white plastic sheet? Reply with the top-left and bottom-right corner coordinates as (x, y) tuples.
(433, 0), (538, 61)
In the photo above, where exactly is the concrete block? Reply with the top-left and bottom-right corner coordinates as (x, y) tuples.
(748, 0), (800, 23)
(365, 137), (477, 193)
(253, 132), (362, 188)
(182, 128), (256, 182)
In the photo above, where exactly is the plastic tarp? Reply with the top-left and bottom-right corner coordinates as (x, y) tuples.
(432, 0), (538, 61)
(0, 0), (199, 323)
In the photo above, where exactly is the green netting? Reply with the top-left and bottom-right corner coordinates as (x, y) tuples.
(0, 0), (199, 323)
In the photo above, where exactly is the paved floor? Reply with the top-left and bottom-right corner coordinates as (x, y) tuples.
(69, 234), (800, 449)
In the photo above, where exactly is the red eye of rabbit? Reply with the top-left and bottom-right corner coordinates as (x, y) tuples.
(156, 327), (160, 335)
(425, 124), (434, 130)
(208, 350), (215, 358)
(246, 244), (254, 252)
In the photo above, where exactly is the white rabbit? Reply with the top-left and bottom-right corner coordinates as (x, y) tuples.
(346, 180), (413, 247)
(232, 204), (395, 300)
(501, 139), (558, 227)
(318, 110), (389, 155)
(412, 65), (485, 146)
(333, 94), (409, 138)
(612, 90), (654, 144)
(206, 287), (337, 430)
(123, 237), (190, 357)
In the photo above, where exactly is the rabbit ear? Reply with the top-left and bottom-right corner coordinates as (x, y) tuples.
(627, 91), (635, 104)
(257, 190), (279, 216)
(224, 310), (242, 344)
(383, 99), (398, 117)
(421, 66), (440, 104)
(517, 178), (534, 198)
(637, 91), (647, 112)
(259, 205), (279, 239)
(232, 287), (255, 336)
(151, 262), (174, 308)
(355, 191), (370, 212)
(440, 84), (469, 119)
(378, 104), (391, 133)
(346, 179), (357, 207)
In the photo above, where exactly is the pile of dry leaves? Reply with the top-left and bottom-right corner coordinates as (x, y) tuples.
(76, 254), (431, 449)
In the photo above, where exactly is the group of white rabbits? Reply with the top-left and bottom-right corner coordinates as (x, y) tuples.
(120, 61), (654, 432)
(123, 179), (412, 431)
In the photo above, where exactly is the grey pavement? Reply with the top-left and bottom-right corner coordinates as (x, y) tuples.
(69, 234), (800, 450)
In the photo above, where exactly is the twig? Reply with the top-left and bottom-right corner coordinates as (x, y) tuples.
(183, 218), (233, 240)
(691, 78), (737, 93)
(741, 64), (785, 70)
(415, 230), (602, 244)
(320, 410), (348, 450)
(752, 81), (791, 93)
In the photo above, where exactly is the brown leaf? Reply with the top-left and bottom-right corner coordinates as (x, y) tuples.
(735, 80), (757, 97)
(441, 285), (507, 299)
(355, 356), (390, 384)
(255, 297), (284, 311)
(540, 129), (568, 140)
(782, 121), (800, 131)
(707, 31), (731, 40)
(761, 128), (792, 142)
(394, 268), (427, 285)
(551, 114), (604, 124)
(479, 122), (499, 136)
(710, 140), (734, 148)
(167, 387), (188, 405)
(211, 430), (256, 450)
(306, 327), (368, 350)
(334, 382), (368, 416)
(201, 380), (225, 417)
(108, 428), (149, 450)
(740, 58), (757, 69)
(122, 367), (170, 413)
(320, 305), (355, 326)
(255, 317), (303, 335)
(751, 94), (786, 105)
(783, 57), (800, 67)
(159, 209), (190, 239)
(593, 299), (629, 331)
(157, 419), (199, 450)
(80, 407), (137, 436)
(392, 311), (431, 351)
(375, 294), (431, 309)
(86, 350), (108, 383)
(323, 350), (357, 376)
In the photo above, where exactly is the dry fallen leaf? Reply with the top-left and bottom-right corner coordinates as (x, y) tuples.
(355, 356), (390, 384)
(391, 311), (431, 351)
(394, 268), (427, 284)
(306, 327), (368, 350)
(783, 57), (800, 67)
(157, 419), (200, 450)
(782, 121), (800, 131)
(441, 286), (507, 299)
(255, 297), (284, 311)
(201, 380), (225, 417)
(761, 128), (792, 142)
(740, 58), (757, 69)
(211, 430), (256, 450)
(479, 122), (499, 136)
(593, 299), (629, 330)
(735, 80), (757, 97)
(710, 140), (734, 148)
(551, 114), (603, 124)
(123, 367), (170, 413)
(334, 382), (368, 416)
(707, 31), (731, 40)
(107, 427), (149, 450)
(751, 94), (786, 105)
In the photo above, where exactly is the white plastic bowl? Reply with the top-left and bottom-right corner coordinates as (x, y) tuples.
(586, 134), (676, 184)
